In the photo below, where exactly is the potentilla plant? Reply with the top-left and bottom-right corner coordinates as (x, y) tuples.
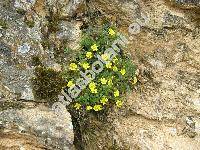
(61, 24), (137, 112)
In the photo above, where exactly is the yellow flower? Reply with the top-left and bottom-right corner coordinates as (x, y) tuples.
(67, 81), (75, 87)
(74, 103), (81, 110)
(91, 88), (97, 93)
(112, 66), (118, 71)
(89, 82), (97, 93)
(100, 97), (108, 105)
(100, 78), (107, 84)
(114, 89), (119, 97)
(108, 28), (115, 36)
(101, 53), (109, 61)
(93, 105), (103, 111)
(69, 63), (78, 71)
(86, 52), (93, 59)
(81, 62), (90, 70)
(91, 44), (98, 51)
(120, 69), (126, 75)
(86, 106), (93, 111)
(106, 62), (112, 68)
(112, 57), (118, 63)
(132, 76), (137, 85)
(108, 79), (113, 86)
(89, 82), (96, 89)
(116, 100), (123, 107)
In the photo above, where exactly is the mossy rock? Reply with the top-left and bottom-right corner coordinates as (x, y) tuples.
(31, 66), (65, 103)
(0, 19), (8, 29)
(31, 55), (43, 66)
(25, 20), (35, 28)
(16, 8), (26, 15)
(0, 101), (24, 111)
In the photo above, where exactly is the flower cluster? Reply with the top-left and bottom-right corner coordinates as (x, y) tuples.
(63, 25), (137, 112)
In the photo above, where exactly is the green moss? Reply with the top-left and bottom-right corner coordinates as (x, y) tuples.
(25, 20), (35, 28)
(31, 66), (65, 103)
(47, 9), (60, 33)
(1, 0), (13, 9)
(53, 39), (70, 62)
(0, 19), (8, 29)
(16, 9), (26, 15)
(41, 39), (50, 49)
(0, 101), (24, 111)
(31, 56), (42, 66)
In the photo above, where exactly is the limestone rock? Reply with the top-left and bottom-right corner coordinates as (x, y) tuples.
(0, 104), (74, 149)
(79, 0), (200, 149)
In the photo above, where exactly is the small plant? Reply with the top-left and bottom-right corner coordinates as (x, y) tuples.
(0, 19), (8, 29)
(25, 20), (35, 28)
(64, 47), (73, 54)
(16, 8), (26, 15)
(0, 101), (24, 111)
(62, 24), (137, 112)
(31, 55), (42, 66)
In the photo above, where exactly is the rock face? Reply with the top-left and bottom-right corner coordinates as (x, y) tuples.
(0, 104), (74, 149)
(0, 0), (82, 149)
(0, 132), (46, 150)
(0, 0), (200, 149)
(78, 0), (200, 150)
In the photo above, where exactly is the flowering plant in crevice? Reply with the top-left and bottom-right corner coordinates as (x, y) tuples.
(62, 24), (137, 112)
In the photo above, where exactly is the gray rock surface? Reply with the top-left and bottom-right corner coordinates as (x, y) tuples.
(0, 0), (82, 149)
(0, 104), (74, 149)
(0, 0), (200, 149)
(78, 0), (200, 149)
